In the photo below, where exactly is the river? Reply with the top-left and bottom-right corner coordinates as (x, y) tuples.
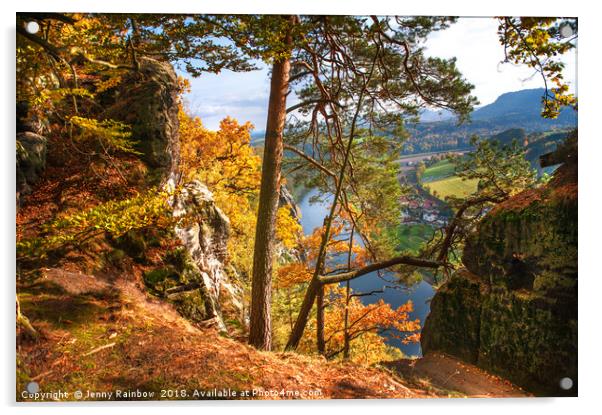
(298, 187), (435, 357)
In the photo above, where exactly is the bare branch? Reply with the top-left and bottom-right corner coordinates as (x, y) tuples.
(283, 144), (337, 178)
(319, 255), (442, 285)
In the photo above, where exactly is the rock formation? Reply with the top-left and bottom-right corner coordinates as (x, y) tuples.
(16, 101), (47, 207)
(105, 58), (243, 331)
(422, 141), (577, 396)
(171, 180), (242, 331)
(104, 57), (180, 184)
(16, 132), (47, 202)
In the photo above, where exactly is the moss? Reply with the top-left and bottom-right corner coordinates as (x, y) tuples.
(143, 267), (179, 291)
(478, 289), (577, 396)
(424, 167), (577, 396)
(421, 272), (485, 363)
(19, 292), (106, 330)
(172, 291), (207, 323)
(143, 249), (212, 323)
(463, 187), (577, 294)
(164, 247), (189, 273)
(114, 230), (147, 262)
(104, 248), (126, 267)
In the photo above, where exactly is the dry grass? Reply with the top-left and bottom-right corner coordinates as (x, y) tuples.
(17, 268), (435, 401)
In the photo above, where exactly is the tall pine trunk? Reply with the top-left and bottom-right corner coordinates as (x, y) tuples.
(248, 19), (293, 350)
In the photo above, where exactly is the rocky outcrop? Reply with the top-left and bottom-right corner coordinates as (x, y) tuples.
(103, 58), (242, 331)
(171, 180), (242, 331)
(16, 132), (47, 204)
(142, 181), (243, 332)
(422, 148), (577, 396)
(16, 101), (47, 207)
(279, 185), (301, 222)
(277, 185), (306, 263)
(104, 57), (180, 183)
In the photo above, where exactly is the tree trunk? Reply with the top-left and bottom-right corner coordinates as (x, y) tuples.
(16, 295), (37, 339)
(343, 226), (354, 359)
(316, 286), (326, 354)
(285, 33), (378, 351)
(286, 278), (319, 350)
(248, 18), (293, 350)
(343, 281), (350, 360)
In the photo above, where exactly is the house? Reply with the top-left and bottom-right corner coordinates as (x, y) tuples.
(423, 212), (437, 222)
(423, 199), (436, 209)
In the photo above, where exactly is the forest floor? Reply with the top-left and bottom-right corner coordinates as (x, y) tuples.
(16, 266), (529, 401)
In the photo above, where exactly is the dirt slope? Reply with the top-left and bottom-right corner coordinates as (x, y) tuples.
(17, 268), (528, 401)
(17, 268), (422, 400)
(385, 354), (529, 398)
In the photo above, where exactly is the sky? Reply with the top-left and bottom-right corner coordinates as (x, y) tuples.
(181, 17), (577, 131)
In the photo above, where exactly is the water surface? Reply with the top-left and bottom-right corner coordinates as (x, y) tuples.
(298, 188), (435, 357)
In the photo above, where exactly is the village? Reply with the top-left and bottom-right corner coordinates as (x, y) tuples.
(399, 192), (450, 227)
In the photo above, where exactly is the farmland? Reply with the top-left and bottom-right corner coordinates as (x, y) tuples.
(422, 159), (456, 182)
(424, 176), (479, 200)
(421, 159), (479, 200)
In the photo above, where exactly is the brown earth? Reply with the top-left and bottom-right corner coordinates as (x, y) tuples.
(385, 353), (529, 398)
(17, 268), (423, 401)
(17, 267), (529, 401)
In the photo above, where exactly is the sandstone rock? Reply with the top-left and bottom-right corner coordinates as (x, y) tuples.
(104, 57), (180, 183)
(279, 185), (301, 222)
(172, 180), (241, 332)
(421, 269), (486, 364)
(16, 131), (47, 201)
(422, 155), (577, 396)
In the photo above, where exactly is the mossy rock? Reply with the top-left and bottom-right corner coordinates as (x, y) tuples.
(164, 247), (192, 274)
(172, 291), (208, 323)
(103, 57), (180, 184)
(143, 249), (212, 324)
(463, 184), (577, 294)
(478, 288), (577, 396)
(103, 249), (127, 268)
(421, 271), (485, 363)
(424, 159), (577, 396)
(112, 228), (171, 263)
(114, 230), (147, 262)
(143, 267), (180, 292)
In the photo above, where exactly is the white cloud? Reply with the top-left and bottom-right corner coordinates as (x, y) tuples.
(423, 17), (577, 106)
(181, 65), (271, 130)
(182, 17), (578, 129)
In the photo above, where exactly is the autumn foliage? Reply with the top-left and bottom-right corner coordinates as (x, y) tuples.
(274, 221), (421, 363)
(178, 106), (302, 278)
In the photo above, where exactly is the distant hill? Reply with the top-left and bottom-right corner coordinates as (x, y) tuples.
(402, 88), (577, 155)
(250, 132), (265, 147)
(489, 128), (527, 146)
(487, 127), (570, 174)
(255, 89), (577, 154)
(471, 88), (577, 125)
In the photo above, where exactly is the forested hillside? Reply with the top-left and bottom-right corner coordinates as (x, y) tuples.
(402, 88), (577, 154)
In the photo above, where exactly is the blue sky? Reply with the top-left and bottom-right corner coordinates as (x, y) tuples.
(180, 17), (577, 131)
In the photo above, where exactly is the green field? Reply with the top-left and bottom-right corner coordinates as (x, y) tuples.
(425, 176), (479, 199)
(391, 224), (434, 253)
(422, 159), (456, 182)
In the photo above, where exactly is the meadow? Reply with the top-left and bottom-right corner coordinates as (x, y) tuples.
(422, 159), (479, 200)
(391, 224), (435, 253)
